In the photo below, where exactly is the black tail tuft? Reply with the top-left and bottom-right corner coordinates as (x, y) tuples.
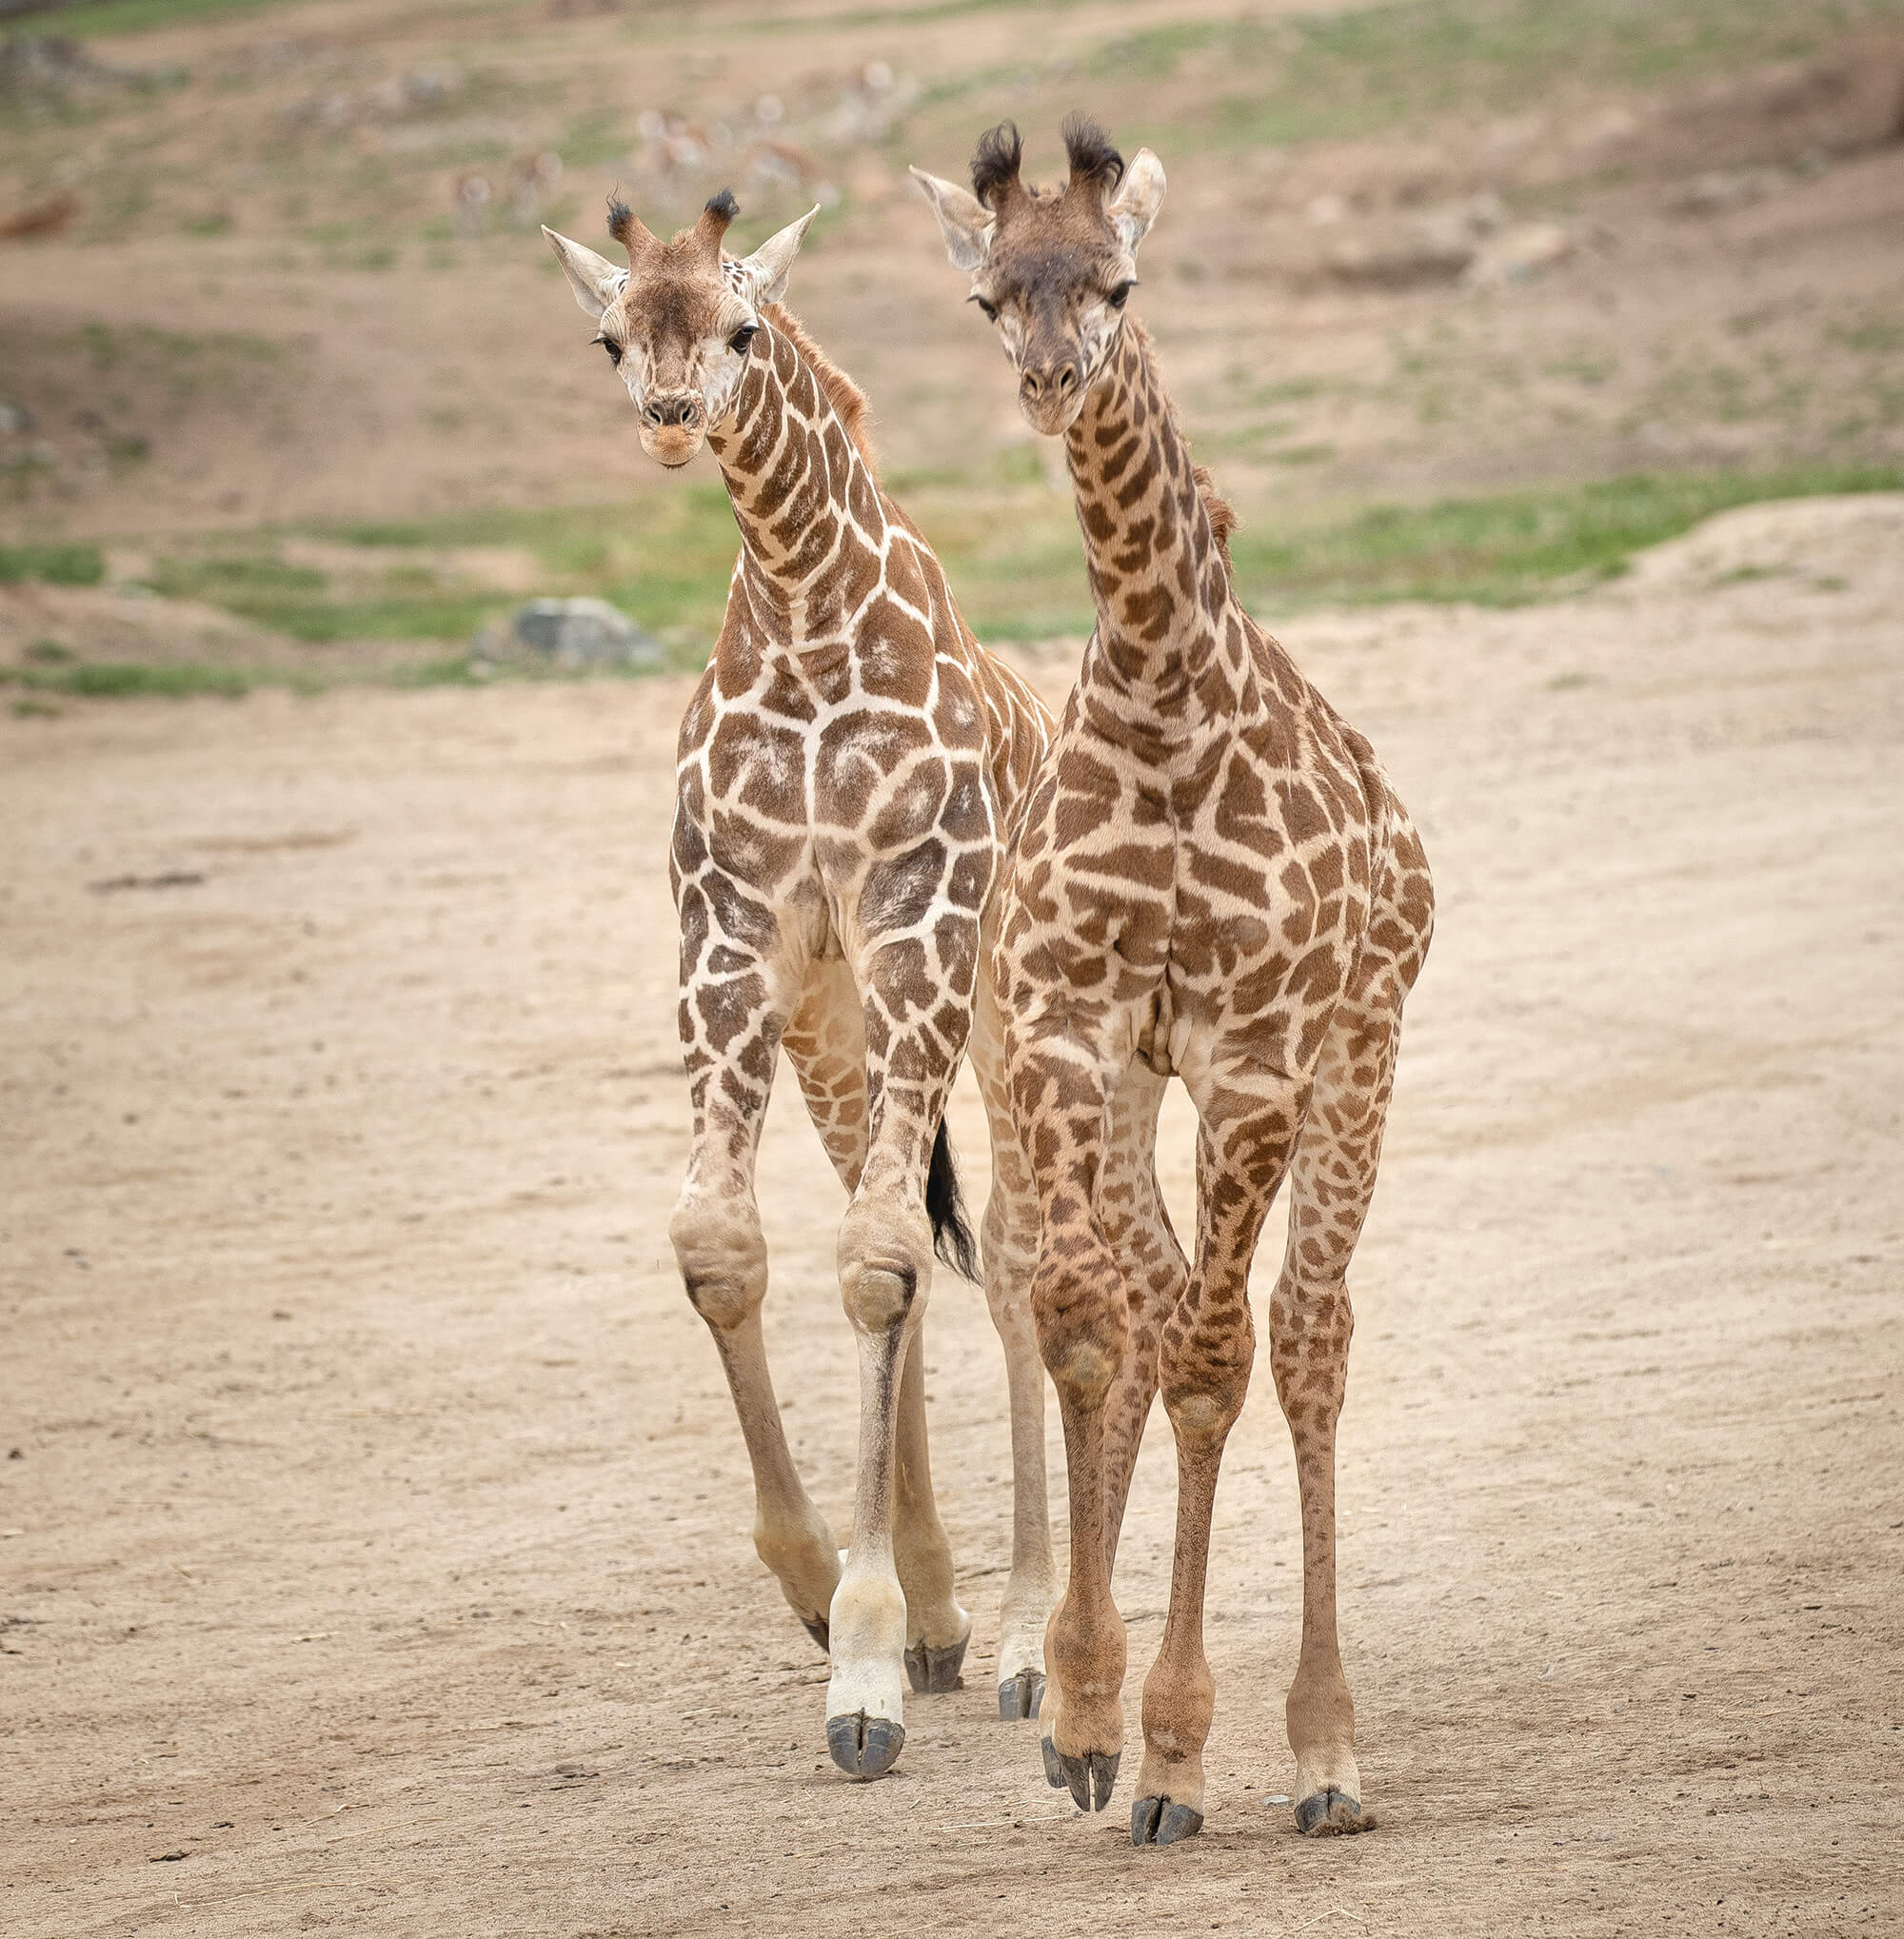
(926, 1118), (982, 1283)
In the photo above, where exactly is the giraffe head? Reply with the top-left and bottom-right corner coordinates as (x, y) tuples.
(910, 116), (1164, 437)
(543, 191), (819, 467)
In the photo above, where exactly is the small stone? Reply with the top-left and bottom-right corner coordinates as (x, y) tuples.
(472, 597), (664, 674)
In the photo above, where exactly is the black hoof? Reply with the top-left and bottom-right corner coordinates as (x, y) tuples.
(998, 1671), (1045, 1721)
(799, 1613), (830, 1655)
(1132, 1795), (1204, 1847)
(1294, 1788), (1373, 1836)
(1058, 1748), (1121, 1812)
(826, 1711), (904, 1780)
(904, 1631), (969, 1694)
(1041, 1732), (1064, 1788)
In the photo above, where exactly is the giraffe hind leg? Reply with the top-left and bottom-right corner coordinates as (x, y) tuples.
(970, 969), (1057, 1725)
(782, 960), (970, 1699)
(671, 952), (843, 1656)
(821, 930), (980, 1779)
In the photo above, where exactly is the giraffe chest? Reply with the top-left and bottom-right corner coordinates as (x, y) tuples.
(678, 657), (1007, 973)
(1005, 721), (1375, 1068)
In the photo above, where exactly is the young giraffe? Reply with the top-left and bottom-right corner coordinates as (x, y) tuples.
(913, 120), (1436, 1846)
(543, 192), (1061, 1775)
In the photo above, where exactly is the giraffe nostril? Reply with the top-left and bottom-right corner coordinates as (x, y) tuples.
(1057, 366), (1079, 395)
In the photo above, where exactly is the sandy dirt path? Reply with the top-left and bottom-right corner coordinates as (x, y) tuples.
(4, 499), (1902, 1937)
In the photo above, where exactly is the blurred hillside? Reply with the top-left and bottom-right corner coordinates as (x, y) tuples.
(2, 0), (1903, 678)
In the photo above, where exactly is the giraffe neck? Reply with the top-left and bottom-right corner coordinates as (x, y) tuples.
(705, 313), (887, 654)
(1062, 322), (1250, 756)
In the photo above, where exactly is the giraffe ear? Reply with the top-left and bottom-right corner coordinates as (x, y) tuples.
(735, 206), (819, 306)
(543, 227), (626, 320)
(1106, 148), (1165, 253)
(908, 167), (994, 272)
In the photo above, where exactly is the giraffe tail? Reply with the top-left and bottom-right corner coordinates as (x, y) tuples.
(926, 1118), (981, 1282)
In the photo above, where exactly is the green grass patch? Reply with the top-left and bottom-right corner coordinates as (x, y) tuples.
(13, 661), (250, 699)
(857, 461), (1904, 632)
(0, 543), (105, 586)
(1138, 0), (1904, 148)
(319, 485), (747, 641)
(79, 462), (1904, 676)
(898, 0), (1904, 164)
(35, 0), (322, 37)
(1227, 463), (1904, 611)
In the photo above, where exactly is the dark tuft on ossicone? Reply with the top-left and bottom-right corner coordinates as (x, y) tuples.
(606, 193), (635, 245)
(970, 119), (1024, 210)
(1061, 112), (1124, 193)
(704, 188), (740, 223)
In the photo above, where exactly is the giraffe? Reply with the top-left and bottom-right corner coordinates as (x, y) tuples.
(542, 190), (1064, 1777)
(912, 119), (1436, 1847)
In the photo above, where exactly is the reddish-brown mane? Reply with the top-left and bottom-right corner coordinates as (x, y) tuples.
(763, 302), (880, 477)
(1123, 321), (1235, 568)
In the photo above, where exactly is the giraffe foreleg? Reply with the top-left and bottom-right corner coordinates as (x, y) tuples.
(1272, 978), (1406, 1839)
(1005, 1013), (1133, 1812)
(1130, 1101), (1295, 1848)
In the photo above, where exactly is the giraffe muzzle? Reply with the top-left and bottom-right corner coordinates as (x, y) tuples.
(1019, 361), (1085, 436)
(639, 392), (706, 467)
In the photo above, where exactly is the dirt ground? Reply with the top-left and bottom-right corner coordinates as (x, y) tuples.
(4, 493), (1902, 1936)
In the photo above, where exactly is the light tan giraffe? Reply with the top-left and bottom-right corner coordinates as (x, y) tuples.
(542, 191), (1064, 1776)
(913, 119), (1436, 1846)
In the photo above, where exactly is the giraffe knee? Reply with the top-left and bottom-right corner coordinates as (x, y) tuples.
(669, 1187), (767, 1333)
(1268, 1273), (1352, 1419)
(837, 1193), (933, 1335)
(1159, 1322), (1254, 1449)
(980, 1196), (1038, 1324)
(1032, 1238), (1127, 1406)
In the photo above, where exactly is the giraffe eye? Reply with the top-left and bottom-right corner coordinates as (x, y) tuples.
(594, 336), (624, 366)
(970, 294), (998, 322)
(1106, 281), (1136, 310)
(728, 323), (759, 356)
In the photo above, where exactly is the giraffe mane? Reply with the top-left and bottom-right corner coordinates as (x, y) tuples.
(1192, 464), (1238, 570)
(1123, 320), (1236, 570)
(761, 300), (880, 476)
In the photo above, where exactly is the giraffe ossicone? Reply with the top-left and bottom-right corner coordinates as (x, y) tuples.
(543, 188), (1069, 1777)
(914, 117), (1437, 1849)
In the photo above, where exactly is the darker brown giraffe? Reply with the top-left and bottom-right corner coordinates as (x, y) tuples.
(543, 191), (1063, 1778)
(914, 119), (1436, 1847)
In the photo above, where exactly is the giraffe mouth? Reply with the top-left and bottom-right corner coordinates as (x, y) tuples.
(1019, 389), (1087, 438)
(641, 424), (705, 467)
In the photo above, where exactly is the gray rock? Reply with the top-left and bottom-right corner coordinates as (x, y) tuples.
(473, 596), (664, 674)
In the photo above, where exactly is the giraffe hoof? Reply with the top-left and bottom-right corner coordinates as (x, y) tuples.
(1294, 1789), (1375, 1836)
(1041, 1732), (1064, 1788)
(826, 1711), (904, 1780)
(904, 1632), (969, 1694)
(998, 1671), (1045, 1721)
(1058, 1749), (1121, 1812)
(1132, 1796), (1204, 1847)
(799, 1613), (831, 1656)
